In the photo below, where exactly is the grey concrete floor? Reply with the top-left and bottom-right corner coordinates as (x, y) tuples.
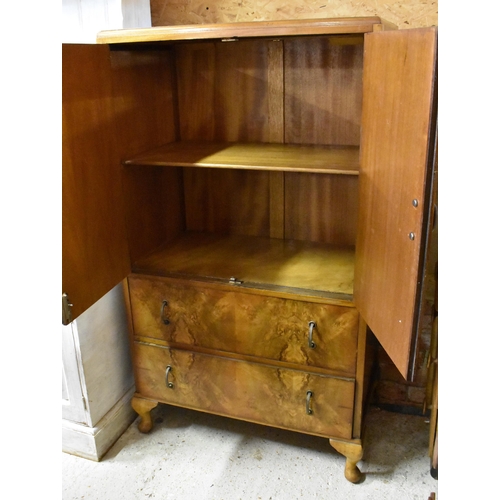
(62, 405), (437, 500)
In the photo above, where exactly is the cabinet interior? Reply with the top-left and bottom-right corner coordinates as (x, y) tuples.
(113, 34), (364, 300)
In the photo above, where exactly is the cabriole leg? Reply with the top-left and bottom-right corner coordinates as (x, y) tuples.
(131, 396), (158, 433)
(329, 438), (364, 484)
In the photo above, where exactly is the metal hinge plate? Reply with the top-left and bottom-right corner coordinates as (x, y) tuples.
(62, 293), (73, 325)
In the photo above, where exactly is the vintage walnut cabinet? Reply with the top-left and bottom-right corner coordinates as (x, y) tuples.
(62, 17), (437, 483)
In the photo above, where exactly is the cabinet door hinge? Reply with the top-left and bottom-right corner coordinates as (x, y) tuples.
(62, 293), (73, 326)
(82, 396), (87, 411)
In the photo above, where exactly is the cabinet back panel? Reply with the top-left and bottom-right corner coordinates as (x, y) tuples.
(284, 37), (363, 146)
(175, 40), (283, 142)
(175, 37), (362, 146)
(175, 42), (215, 141)
(284, 173), (358, 246)
(183, 168), (270, 237)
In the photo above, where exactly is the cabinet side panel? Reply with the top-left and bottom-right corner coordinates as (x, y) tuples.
(62, 44), (131, 320)
(109, 48), (184, 261)
(284, 36), (363, 146)
(284, 173), (358, 246)
(109, 47), (179, 154)
(122, 166), (185, 263)
(354, 28), (437, 379)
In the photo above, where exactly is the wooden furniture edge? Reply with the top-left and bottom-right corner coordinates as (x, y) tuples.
(128, 272), (355, 308)
(122, 278), (134, 343)
(133, 337), (357, 380)
(123, 278), (143, 391)
(352, 316), (367, 439)
(123, 142), (360, 176)
(373, 19), (398, 32)
(96, 17), (389, 44)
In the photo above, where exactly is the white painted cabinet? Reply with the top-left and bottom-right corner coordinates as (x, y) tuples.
(62, 322), (87, 425)
(62, 283), (136, 461)
(62, 0), (152, 43)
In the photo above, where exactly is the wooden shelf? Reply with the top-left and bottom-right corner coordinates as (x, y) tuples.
(132, 231), (355, 300)
(124, 142), (360, 175)
(97, 17), (395, 45)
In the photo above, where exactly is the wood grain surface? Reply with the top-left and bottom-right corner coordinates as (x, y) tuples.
(175, 39), (283, 143)
(354, 27), (437, 379)
(122, 166), (185, 263)
(108, 47), (183, 264)
(132, 231), (355, 296)
(284, 37), (363, 146)
(128, 276), (359, 373)
(183, 168), (270, 237)
(62, 44), (130, 320)
(124, 141), (360, 174)
(97, 17), (388, 44)
(284, 172), (358, 246)
(133, 342), (355, 439)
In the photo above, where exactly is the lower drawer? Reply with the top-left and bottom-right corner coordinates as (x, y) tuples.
(133, 342), (355, 440)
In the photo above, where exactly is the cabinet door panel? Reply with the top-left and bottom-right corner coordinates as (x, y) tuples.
(354, 28), (437, 379)
(62, 44), (130, 321)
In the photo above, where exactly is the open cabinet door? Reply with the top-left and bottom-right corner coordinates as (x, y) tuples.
(354, 27), (437, 380)
(63, 44), (131, 323)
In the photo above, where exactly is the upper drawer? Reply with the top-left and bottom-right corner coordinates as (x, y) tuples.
(128, 276), (358, 374)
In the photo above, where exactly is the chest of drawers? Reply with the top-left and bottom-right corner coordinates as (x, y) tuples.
(129, 273), (359, 433)
(126, 271), (369, 482)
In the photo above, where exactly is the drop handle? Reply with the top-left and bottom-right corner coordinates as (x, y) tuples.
(161, 300), (170, 325)
(165, 365), (174, 389)
(308, 321), (316, 349)
(306, 391), (313, 415)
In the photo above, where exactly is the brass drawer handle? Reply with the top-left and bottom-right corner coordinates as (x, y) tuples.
(165, 365), (174, 389)
(306, 390), (313, 415)
(308, 321), (316, 349)
(161, 300), (170, 325)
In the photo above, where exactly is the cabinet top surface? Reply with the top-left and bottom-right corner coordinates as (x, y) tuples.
(96, 17), (392, 44)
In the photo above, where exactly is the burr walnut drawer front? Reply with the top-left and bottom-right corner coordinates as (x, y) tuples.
(133, 342), (355, 439)
(128, 276), (358, 374)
